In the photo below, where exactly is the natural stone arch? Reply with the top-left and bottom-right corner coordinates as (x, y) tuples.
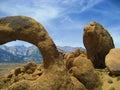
(0, 16), (77, 90)
(0, 16), (59, 68)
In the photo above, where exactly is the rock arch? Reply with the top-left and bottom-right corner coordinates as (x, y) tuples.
(0, 16), (76, 90)
(0, 16), (59, 68)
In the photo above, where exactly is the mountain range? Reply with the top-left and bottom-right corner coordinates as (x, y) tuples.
(0, 45), (85, 63)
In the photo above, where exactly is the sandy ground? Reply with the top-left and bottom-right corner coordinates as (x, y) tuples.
(96, 69), (120, 90)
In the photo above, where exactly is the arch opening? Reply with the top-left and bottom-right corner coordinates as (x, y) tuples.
(0, 40), (43, 64)
(0, 16), (59, 68)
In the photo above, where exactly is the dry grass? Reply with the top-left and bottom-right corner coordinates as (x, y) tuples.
(94, 86), (103, 90)
(96, 69), (120, 90)
(109, 86), (115, 90)
(117, 76), (120, 81)
(0, 63), (23, 75)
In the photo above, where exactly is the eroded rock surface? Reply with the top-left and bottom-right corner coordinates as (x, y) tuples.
(64, 49), (101, 90)
(0, 16), (59, 68)
(83, 22), (114, 68)
(71, 76), (88, 90)
(105, 48), (120, 75)
(0, 16), (75, 90)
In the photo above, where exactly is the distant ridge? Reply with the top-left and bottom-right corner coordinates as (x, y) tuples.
(0, 45), (85, 63)
(57, 46), (85, 53)
(0, 45), (42, 63)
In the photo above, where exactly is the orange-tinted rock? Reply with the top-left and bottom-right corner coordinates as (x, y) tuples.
(0, 16), (76, 90)
(64, 49), (86, 70)
(73, 48), (86, 57)
(69, 56), (101, 90)
(0, 16), (59, 69)
(64, 49), (101, 90)
(64, 52), (75, 70)
(64, 52), (75, 60)
(23, 62), (37, 74)
(8, 80), (30, 90)
(83, 22), (114, 68)
(14, 67), (21, 76)
(71, 76), (87, 90)
(105, 48), (120, 75)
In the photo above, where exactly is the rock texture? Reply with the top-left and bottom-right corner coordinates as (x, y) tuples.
(105, 48), (120, 75)
(83, 22), (115, 68)
(0, 16), (59, 68)
(64, 49), (101, 90)
(71, 76), (87, 90)
(64, 49), (86, 70)
(0, 62), (43, 89)
(0, 16), (75, 90)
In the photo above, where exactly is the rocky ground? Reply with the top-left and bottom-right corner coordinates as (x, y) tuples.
(0, 63), (120, 90)
(96, 69), (120, 90)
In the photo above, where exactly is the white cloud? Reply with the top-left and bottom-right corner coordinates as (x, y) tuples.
(0, 1), (62, 25)
(0, 0), (103, 17)
(79, 0), (103, 12)
(0, 0), (103, 29)
(56, 0), (103, 14)
(1, 0), (115, 47)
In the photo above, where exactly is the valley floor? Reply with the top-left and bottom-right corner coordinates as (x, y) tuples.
(0, 63), (23, 76)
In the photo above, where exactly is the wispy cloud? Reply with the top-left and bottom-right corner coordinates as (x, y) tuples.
(0, 0), (119, 47)
(0, 0), (103, 19)
(0, 1), (62, 25)
(79, 0), (103, 12)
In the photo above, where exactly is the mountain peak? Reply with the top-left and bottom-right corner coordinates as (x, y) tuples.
(0, 45), (85, 63)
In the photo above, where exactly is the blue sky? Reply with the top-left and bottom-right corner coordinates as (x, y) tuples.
(0, 0), (120, 48)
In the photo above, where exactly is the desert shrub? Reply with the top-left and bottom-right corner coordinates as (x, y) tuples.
(94, 86), (103, 90)
(109, 86), (115, 90)
(0, 68), (3, 71)
(117, 76), (120, 81)
(96, 71), (102, 76)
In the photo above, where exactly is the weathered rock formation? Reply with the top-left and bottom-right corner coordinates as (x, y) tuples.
(105, 48), (120, 75)
(0, 62), (43, 89)
(0, 61), (88, 90)
(0, 16), (58, 68)
(71, 76), (87, 90)
(0, 16), (75, 90)
(64, 49), (101, 90)
(83, 22), (115, 68)
(64, 48), (86, 70)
